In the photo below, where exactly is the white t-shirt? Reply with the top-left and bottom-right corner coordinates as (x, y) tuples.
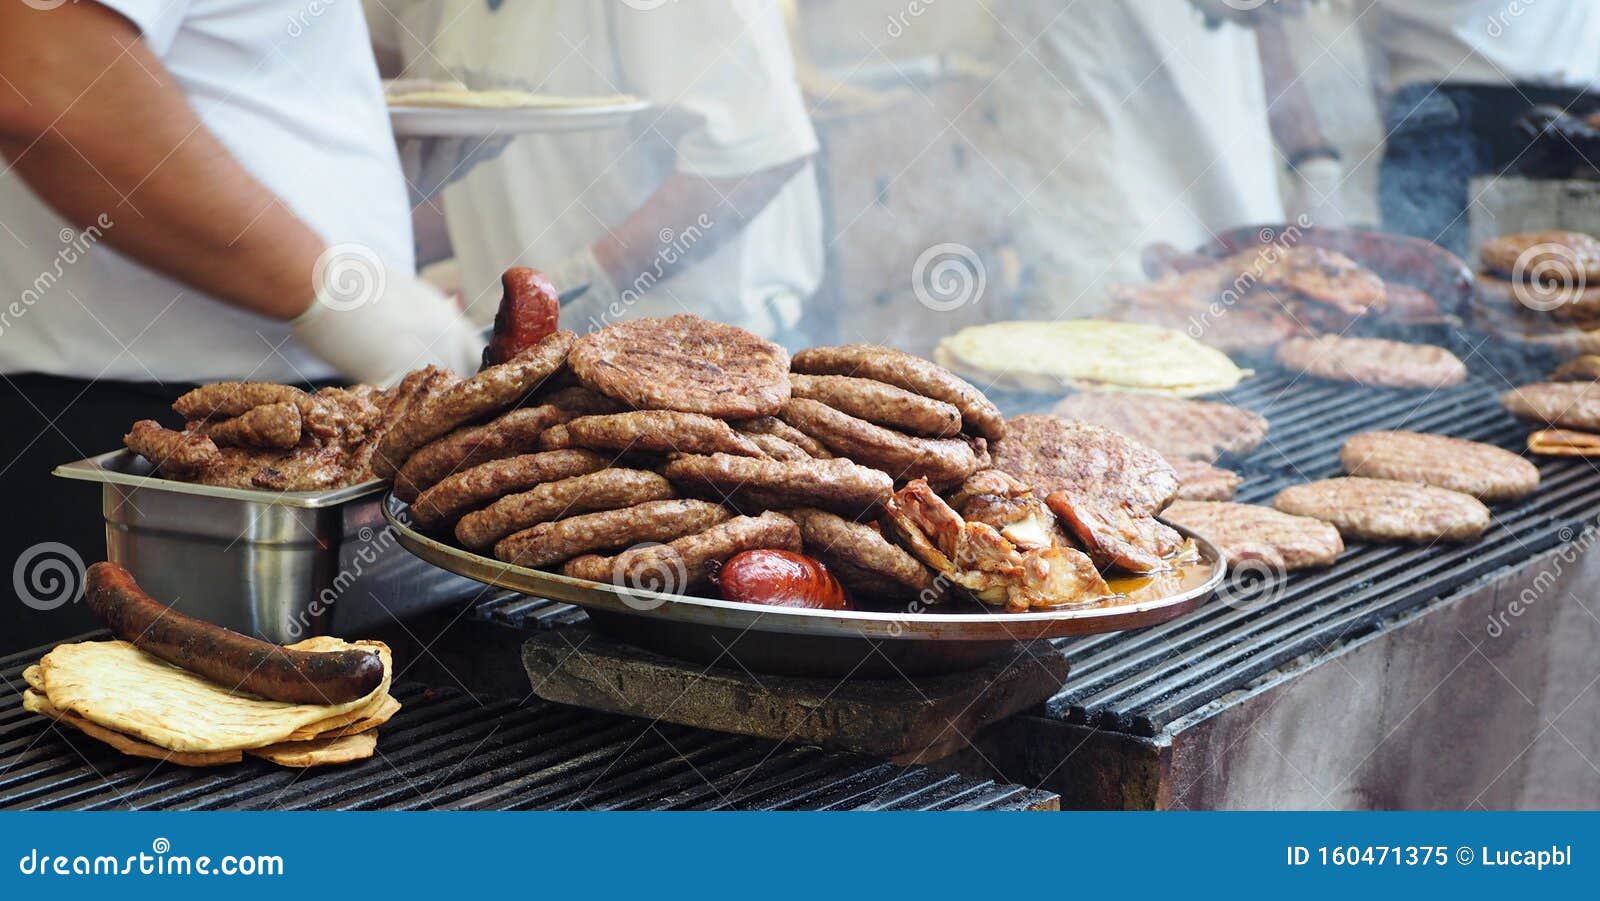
(996, 1), (1284, 313)
(0, 0), (412, 382)
(1370, 0), (1600, 91)
(372, 1), (822, 337)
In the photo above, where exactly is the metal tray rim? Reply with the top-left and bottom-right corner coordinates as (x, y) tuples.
(384, 494), (1225, 642)
(53, 449), (385, 509)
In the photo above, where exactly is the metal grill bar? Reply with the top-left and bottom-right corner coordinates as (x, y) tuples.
(0, 637), (1055, 811)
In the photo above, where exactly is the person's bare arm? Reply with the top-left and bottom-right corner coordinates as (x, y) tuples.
(0, 2), (324, 320)
(1255, 19), (1334, 162)
(591, 158), (810, 288)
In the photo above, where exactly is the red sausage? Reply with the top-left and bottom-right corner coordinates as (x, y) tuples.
(715, 550), (848, 610)
(84, 562), (384, 705)
(481, 267), (561, 369)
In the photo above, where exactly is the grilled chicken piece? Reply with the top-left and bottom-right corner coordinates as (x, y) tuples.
(884, 479), (1111, 612)
(947, 470), (1070, 551)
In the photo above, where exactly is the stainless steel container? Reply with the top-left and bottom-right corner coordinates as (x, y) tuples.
(54, 451), (486, 643)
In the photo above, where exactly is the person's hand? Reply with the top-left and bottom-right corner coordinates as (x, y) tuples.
(290, 255), (482, 385)
(1288, 155), (1346, 230)
(398, 134), (514, 206)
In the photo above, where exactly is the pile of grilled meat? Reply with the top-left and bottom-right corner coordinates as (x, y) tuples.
(125, 268), (1197, 613)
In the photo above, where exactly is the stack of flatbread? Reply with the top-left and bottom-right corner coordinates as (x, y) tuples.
(21, 637), (399, 768)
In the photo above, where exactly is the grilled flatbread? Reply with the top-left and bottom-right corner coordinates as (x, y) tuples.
(936, 320), (1249, 396)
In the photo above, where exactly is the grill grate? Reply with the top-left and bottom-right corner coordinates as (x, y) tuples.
(1051, 366), (1598, 734)
(473, 364), (1596, 737)
(0, 635), (1054, 811)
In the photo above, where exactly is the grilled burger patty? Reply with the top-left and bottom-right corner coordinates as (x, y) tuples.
(1168, 457), (1242, 501)
(1502, 381), (1600, 432)
(1481, 230), (1600, 282)
(567, 314), (791, 419)
(1271, 477), (1490, 543)
(1340, 431), (1539, 502)
(1051, 391), (1268, 461)
(1274, 335), (1467, 389)
(1162, 500), (1343, 571)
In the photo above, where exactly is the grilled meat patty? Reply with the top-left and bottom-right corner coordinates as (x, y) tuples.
(1162, 500), (1343, 571)
(778, 397), (987, 484)
(1481, 230), (1600, 283)
(567, 314), (791, 419)
(788, 374), (962, 438)
(455, 468), (675, 552)
(1051, 391), (1268, 461)
(1271, 477), (1490, 543)
(1550, 355), (1600, 382)
(791, 344), (1005, 441)
(1340, 431), (1540, 502)
(1169, 457), (1242, 501)
(662, 453), (893, 519)
(1502, 381), (1600, 432)
(562, 511), (802, 588)
(1275, 335), (1467, 389)
(408, 449), (609, 530)
(733, 416), (833, 459)
(493, 499), (730, 569)
(993, 415), (1181, 572)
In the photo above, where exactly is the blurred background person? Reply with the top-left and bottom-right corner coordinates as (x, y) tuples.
(368, 0), (824, 341)
(1364, 0), (1600, 254)
(992, 0), (1338, 316)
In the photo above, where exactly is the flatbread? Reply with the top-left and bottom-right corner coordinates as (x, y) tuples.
(24, 689), (242, 767)
(935, 320), (1249, 396)
(36, 638), (392, 753)
(246, 731), (378, 768)
(283, 693), (402, 742)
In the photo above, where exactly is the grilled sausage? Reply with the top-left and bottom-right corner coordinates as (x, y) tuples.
(482, 267), (561, 369)
(84, 562), (383, 705)
(715, 549), (848, 610)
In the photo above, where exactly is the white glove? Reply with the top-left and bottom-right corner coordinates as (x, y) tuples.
(291, 251), (482, 386)
(1288, 155), (1347, 230)
(398, 134), (514, 206)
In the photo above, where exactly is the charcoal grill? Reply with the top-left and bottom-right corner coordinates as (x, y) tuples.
(0, 632), (1056, 811)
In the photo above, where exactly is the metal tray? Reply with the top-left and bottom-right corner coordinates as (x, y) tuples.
(54, 451), (487, 643)
(389, 99), (650, 137)
(384, 495), (1225, 678)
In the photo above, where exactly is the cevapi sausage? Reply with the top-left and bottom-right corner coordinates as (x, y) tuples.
(85, 562), (383, 705)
